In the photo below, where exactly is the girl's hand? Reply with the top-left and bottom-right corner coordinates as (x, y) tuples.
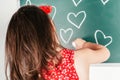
(72, 38), (103, 50)
(72, 38), (86, 50)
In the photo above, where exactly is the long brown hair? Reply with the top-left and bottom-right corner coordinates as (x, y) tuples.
(5, 5), (61, 80)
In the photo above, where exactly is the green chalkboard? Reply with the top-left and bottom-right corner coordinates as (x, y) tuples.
(20, 0), (120, 63)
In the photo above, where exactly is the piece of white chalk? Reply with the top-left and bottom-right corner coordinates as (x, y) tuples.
(72, 42), (76, 48)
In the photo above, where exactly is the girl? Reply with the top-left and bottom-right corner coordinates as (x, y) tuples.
(5, 5), (110, 80)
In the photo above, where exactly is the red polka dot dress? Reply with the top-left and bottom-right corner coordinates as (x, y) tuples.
(42, 48), (79, 80)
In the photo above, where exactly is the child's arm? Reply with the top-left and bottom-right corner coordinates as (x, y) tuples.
(73, 38), (110, 64)
(73, 38), (110, 80)
(83, 42), (103, 50)
(73, 38), (104, 50)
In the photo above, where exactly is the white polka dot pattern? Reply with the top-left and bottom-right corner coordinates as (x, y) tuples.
(42, 48), (79, 80)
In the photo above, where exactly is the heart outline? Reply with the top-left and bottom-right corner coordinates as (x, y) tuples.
(94, 30), (112, 47)
(25, 0), (32, 5)
(60, 28), (73, 44)
(101, 0), (109, 5)
(67, 11), (86, 29)
(72, 0), (82, 7)
(51, 6), (56, 20)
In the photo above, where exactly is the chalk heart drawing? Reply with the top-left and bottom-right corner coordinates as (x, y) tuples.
(67, 11), (86, 29)
(94, 30), (112, 47)
(101, 0), (109, 5)
(60, 28), (73, 44)
(25, 0), (32, 5)
(72, 0), (82, 7)
(50, 6), (56, 20)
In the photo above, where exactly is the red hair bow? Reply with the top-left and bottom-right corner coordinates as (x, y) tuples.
(39, 5), (52, 14)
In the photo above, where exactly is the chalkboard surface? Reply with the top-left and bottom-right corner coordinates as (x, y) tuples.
(20, 0), (120, 63)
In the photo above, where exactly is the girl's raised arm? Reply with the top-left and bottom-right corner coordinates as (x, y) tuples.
(73, 38), (110, 64)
